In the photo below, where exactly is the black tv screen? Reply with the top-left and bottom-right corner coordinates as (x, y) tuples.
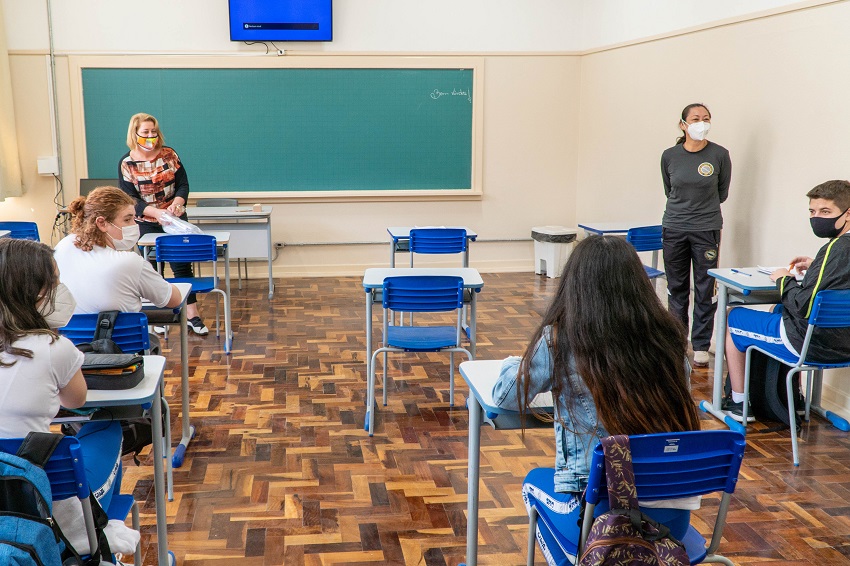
(229, 0), (332, 42)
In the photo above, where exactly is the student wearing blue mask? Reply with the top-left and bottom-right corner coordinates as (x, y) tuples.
(662, 103), (732, 368)
(723, 180), (850, 421)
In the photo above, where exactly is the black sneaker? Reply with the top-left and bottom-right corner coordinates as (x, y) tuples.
(187, 316), (209, 336)
(722, 396), (755, 423)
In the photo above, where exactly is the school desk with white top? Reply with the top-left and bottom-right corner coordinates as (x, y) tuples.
(185, 205), (274, 299)
(0, 230), (10, 238)
(81, 355), (173, 565)
(458, 359), (554, 566)
(386, 226), (478, 267)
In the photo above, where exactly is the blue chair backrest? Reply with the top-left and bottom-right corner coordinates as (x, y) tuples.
(808, 289), (850, 328)
(626, 225), (663, 253)
(0, 436), (88, 500)
(59, 312), (150, 354)
(584, 430), (745, 505)
(0, 221), (39, 241)
(155, 234), (218, 263)
(409, 228), (467, 255)
(382, 276), (464, 313)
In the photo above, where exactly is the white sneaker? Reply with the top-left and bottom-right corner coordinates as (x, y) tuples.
(693, 351), (710, 367)
(153, 325), (166, 334)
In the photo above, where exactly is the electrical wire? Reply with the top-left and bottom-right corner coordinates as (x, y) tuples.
(243, 41), (270, 54)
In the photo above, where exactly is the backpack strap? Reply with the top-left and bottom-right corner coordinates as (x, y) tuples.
(15, 432), (63, 469)
(601, 435), (639, 511)
(93, 311), (120, 342)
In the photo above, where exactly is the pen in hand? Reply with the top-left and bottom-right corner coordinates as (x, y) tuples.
(730, 268), (752, 277)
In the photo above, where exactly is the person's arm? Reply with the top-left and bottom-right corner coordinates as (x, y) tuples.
(58, 369), (87, 409)
(492, 334), (554, 411)
(165, 284), (183, 308)
(172, 158), (190, 204)
(661, 154), (672, 198)
(778, 243), (835, 318)
(717, 148), (731, 203)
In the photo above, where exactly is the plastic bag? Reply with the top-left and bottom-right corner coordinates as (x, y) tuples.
(160, 212), (203, 235)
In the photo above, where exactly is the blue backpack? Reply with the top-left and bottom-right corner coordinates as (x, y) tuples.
(0, 433), (75, 566)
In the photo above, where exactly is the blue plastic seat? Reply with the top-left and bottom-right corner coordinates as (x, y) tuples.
(59, 312), (150, 354)
(527, 430), (746, 566)
(0, 221), (39, 241)
(155, 234), (232, 353)
(626, 225), (665, 281)
(741, 289), (850, 465)
(366, 276), (473, 436)
(0, 436), (141, 565)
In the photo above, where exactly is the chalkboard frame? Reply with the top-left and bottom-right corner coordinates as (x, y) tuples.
(69, 55), (484, 202)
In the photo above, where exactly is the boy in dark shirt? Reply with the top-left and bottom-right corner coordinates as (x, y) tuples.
(723, 179), (850, 422)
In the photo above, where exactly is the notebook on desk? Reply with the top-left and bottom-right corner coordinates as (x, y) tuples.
(757, 266), (805, 281)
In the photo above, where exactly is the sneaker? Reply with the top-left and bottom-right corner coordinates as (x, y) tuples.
(722, 395), (755, 423)
(693, 351), (710, 367)
(187, 316), (209, 336)
(152, 325), (166, 334)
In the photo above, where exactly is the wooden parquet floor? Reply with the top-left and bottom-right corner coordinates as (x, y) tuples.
(118, 272), (850, 565)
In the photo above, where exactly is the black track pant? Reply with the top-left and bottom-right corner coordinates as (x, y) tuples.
(662, 228), (720, 351)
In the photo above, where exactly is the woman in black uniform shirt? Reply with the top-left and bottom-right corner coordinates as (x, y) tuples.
(661, 103), (731, 367)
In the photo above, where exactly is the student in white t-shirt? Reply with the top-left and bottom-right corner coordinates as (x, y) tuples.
(54, 186), (183, 314)
(0, 238), (137, 555)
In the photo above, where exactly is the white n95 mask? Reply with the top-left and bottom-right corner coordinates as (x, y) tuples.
(683, 120), (711, 141)
(39, 282), (77, 329)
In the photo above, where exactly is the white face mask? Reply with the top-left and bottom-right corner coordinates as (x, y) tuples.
(683, 120), (711, 141)
(38, 282), (77, 329)
(108, 221), (141, 251)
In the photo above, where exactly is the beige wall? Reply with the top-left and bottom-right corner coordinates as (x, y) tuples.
(577, 1), (850, 415)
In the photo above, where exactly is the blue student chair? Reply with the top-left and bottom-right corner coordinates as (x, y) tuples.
(366, 276), (473, 436)
(741, 289), (850, 465)
(0, 221), (39, 241)
(526, 430), (746, 566)
(59, 312), (150, 354)
(155, 234), (232, 353)
(626, 225), (665, 283)
(408, 228), (468, 266)
(0, 436), (141, 565)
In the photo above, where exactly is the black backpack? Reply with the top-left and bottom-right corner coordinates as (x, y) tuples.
(725, 349), (802, 427)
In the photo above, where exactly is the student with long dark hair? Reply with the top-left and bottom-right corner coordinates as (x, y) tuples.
(0, 238), (138, 555)
(662, 103), (732, 367)
(493, 236), (701, 565)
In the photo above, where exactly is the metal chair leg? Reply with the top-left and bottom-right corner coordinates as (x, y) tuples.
(527, 505), (538, 566)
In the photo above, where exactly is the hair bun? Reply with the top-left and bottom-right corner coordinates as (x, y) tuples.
(67, 196), (86, 216)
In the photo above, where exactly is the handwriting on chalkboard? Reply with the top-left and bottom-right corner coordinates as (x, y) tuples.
(430, 88), (472, 103)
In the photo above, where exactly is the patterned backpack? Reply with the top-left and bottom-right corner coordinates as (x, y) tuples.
(578, 435), (689, 566)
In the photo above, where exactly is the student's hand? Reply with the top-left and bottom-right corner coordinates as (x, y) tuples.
(788, 256), (812, 274)
(770, 268), (792, 282)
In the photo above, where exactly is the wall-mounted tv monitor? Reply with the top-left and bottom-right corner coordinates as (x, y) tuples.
(229, 1), (333, 42)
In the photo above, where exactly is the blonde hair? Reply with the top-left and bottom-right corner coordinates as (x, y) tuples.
(126, 113), (165, 151)
(68, 186), (135, 251)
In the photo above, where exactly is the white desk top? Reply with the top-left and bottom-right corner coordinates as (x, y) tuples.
(387, 226), (478, 239)
(82, 355), (165, 408)
(141, 282), (192, 311)
(709, 267), (778, 292)
(0, 230), (10, 238)
(363, 267), (484, 288)
(137, 230), (230, 246)
(459, 360), (553, 416)
(578, 221), (659, 234)
(186, 206), (272, 219)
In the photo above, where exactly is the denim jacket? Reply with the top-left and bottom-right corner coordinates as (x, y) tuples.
(492, 328), (607, 493)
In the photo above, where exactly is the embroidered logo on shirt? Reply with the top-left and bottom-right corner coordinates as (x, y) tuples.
(698, 162), (714, 177)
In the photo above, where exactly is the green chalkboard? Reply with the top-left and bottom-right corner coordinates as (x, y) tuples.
(82, 67), (474, 193)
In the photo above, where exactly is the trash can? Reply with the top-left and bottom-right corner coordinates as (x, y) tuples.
(531, 226), (577, 278)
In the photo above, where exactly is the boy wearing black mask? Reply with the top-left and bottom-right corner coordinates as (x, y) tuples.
(722, 179), (850, 422)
